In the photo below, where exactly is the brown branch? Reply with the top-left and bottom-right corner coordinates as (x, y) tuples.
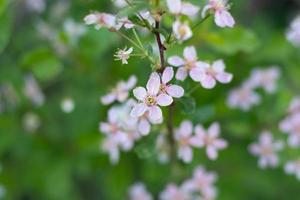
(154, 21), (166, 73)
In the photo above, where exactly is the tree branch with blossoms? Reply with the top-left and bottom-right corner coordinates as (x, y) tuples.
(84, 0), (236, 199)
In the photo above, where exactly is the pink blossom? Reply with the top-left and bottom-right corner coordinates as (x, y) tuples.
(197, 59), (233, 89)
(159, 184), (190, 200)
(166, 0), (200, 18)
(174, 120), (195, 163)
(182, 166), (217, 200)
(172, 20), (193, 42)
(191, 122), (227, 160)
(131, 73), (173, 122)
(247, 67), (280, 93)
(160, 67), (184, 98)
(249, 131), (283, 169)
(288, 96), (300, 114)
(202, 0), (235, 28)
(227, 85), (260, 111)
(129, 183), (153, 200)
(279, 112), (300, 147)
(137, 111), (163, 136)
(168, 46), (203, 81)
(284, 159), (300, 181)
(101, 75), (137, 105)
(286, 16), (300, 46)
(101, 135), (120, 164)
(84, 12), (116, 29)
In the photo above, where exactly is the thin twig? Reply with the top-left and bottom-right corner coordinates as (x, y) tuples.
(154, 21), (166, 73)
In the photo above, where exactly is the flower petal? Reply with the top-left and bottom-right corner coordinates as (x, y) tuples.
(167, 0), (181, 14)
(138, 119), (151, 136)
(200, 74), (216, 89)
(168, 56), (185, 67)
(166, 85), (184, 98)
(176, 67), (188, 81)
(157, 94), (173, 106)
(101, 93), (116, 105)
(133, 87), (147, 101)
(162, 67), (174, 84)
(207, 146), (218, 160)
(216, 72), (233, 84)
(183, 46), (197, 61)
(189, 66), (202, 82)
(208, 122), (220, 138)
(149, 106), (163, 122)
(146, 72), (161, 95)
(130, 103), (147, 117)
(180, 120), (193, 137)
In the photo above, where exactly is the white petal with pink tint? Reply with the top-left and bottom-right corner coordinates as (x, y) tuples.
(181, 2), (200, 17)
(200, 75), (216, 89)
(166, 85), (184, 98)
(149, 106), (162, 122)
(138, 119), (151, 136)
(207, 146), (218, 160)
(146, 72), (160, 95)
(176, 68), (188, 81)
(167, 0), (181, 14)
(183, 46), (197, 61)
(189, 67), (202, 82)
(101, 93), (116, 105)
(162, 67), (174, 84)
(133, 87), (147, 101)
(216, 72), (233, 83)
(131, 103), (147, 117)
(178, 146), (193, 163)
(168, 56), (185, 67)
(208, 122), (220, 138)
(157, 94), (173, 106)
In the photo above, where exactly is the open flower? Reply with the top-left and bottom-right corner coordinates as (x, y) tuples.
(172, 20), (193, 42)
(174, 120), (195, 163)
(131, 73), (173, 122)
(197, 59), (233, 89)
(115, 17), (134, 30)
(168, 46), (202, 81)
(129, 183), (153, 200)
(285, 159), (300, 181)
(114, 47), (133, 65)
(182, 166), (217, 200)
(249, 131), (283, 169)
(202, 0), (235, 28)
(101, 75), (137, 105)
(192, 122), (227, 160)
(279, 112), (300, 147)
(84, 12), (116, 29)
(160, 67), (184, 98)
(166, 0), (199, 18)
(286, 16), (300, 46)
(160, 184), (190, 200)
(227, 85), (261, 111)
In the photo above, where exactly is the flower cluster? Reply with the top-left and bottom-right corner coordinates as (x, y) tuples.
(286, 15), (300, 47)
(227, 66), (280, 111)
(249, 131), (284, 169)
(175, 121), (227, 163)
(128, 165), (218, 200)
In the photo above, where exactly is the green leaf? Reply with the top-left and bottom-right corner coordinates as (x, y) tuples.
(178, 96), (196, 114)
(204, 26), (260, 55)
(0, 0), (7, 16)
(0, 8), (11, 54)
(21, 48), (63, 82)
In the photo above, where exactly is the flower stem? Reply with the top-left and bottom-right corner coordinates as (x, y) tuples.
(154, 21), (166, 73)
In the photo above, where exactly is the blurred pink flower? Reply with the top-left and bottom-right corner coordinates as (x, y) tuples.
(129, 183), (153, 200)
(160, 184), (190, 200)
(174, 120), (195, 163)
(183, 166), (217, 200)
(101, 75), (137, 105)
(166, 0), (200, 17)
(286, 16), (300, 46)
(288, 96), (300, 114)
(115, 17), (134, 30)
(227, 85), (260, 111)
(191, 122), (227, 160)
(197, 59), (233, 89)
(284, 159), (300, 181)
(84, 12), (116, 29)
(202, 0), (235, 28)
(131, 73), (173, 122)
(160, 67), (184, 98)
(279, 112), (300, 147)
(168, 46), (203, 81)
(249, 131), (283, 169)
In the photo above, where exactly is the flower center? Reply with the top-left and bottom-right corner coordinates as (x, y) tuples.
(185, 60), (195, 70)
(146, 96), (156, 106)
(160, 84), (168, 93)
(261, 146), (273, 156)
(178, 25), (187, 38)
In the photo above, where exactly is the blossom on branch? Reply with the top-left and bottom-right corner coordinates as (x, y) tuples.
(114, 47), (133, 65)
(84, 12), (116, 29)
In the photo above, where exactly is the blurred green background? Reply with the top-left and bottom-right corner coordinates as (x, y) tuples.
(1, 0), (300, 199)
